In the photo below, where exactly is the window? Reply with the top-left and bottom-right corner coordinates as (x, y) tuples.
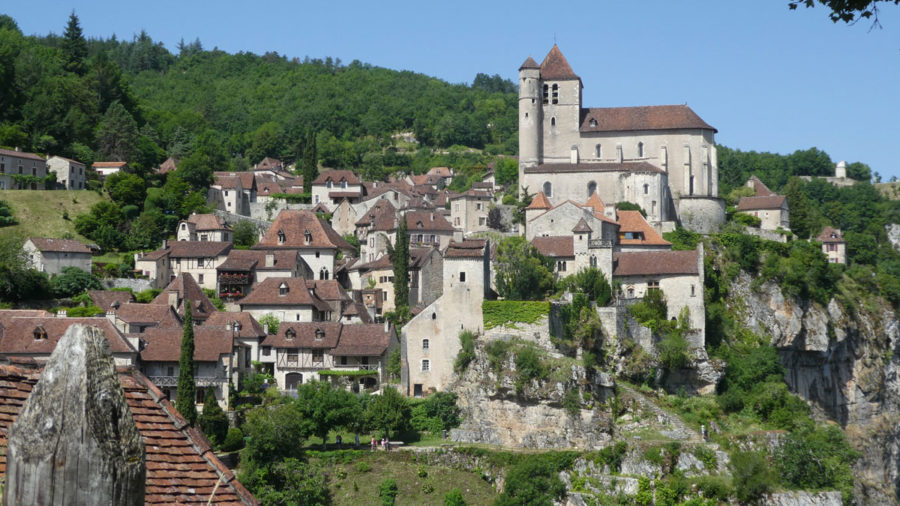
(637, 142), (644, 158)
(590, 119), (598, 128)
(287, 348), (299, 366)
(167, 366), (175, 376)
(479, 217), (486, 226)
(314, 328), (324, 340)
(340, 356), (347, 365)
(198, 274), (204, 284)
(648, 280), (660, 292)
(262, 346), (271, 356)
(326, 181), (332, 188)
(422, 339), (430, 350)
(286, 328), (296, 339)
(454, 203), (460, 212)
(421, 359), (430, 371)
(644, 184), (649, 195)
(551, 83), (559, 104)
(691, 285), (696, 297)
(279, 283), (289, 296)
(196, 387), (207, 405)
(587, 181), (597, 197)
(315, 250), (320, 258)
(542, 84), (549, 104)
(33, 327), (47, 340)
(557, 261), (567, 272)
(550, 117), (556, 127)
(224, 190), (229, 196)
(475, 202), (482, 211)
(459, 271), (466, 283)
(304, 229), (312, 244)
(590, 255), (597, 267)
(543, 181), (552, 197)
(277, 230), (286, 244)
(341, 180), (347, 189)
(312, 350), (324, 364)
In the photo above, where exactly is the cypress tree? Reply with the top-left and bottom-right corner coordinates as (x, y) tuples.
(62, 11), (88, 75)
(198, 388), (228, 445)
(389, 216), (410, 309)
(301, 130), (318, 190)
(176, 302), (198, 425)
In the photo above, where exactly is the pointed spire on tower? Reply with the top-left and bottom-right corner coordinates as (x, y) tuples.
(540, 45), (579, 80)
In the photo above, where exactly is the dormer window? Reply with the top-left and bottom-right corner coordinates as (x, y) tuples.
(304, 229), (312, 244)
(327, 181), (333, 188)
(285, 328), (296, 339)
(33, 326), (47, 340)
(590, 119), (598, 128)
(277, 230), (286, 244)
(315, 328), (324, 341)
(279, 282), (289, 296)
(341, 180), (347, 189)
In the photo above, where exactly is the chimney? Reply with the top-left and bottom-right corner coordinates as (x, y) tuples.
(265, 253), (275, 267)
(14, 146), (21, 152)
(167, 292), (178, 310)
(161, 239), (168, 250)
(56, 309), (67, 318)
(430, 212), (434, 221)
(384, 320), (390, 333)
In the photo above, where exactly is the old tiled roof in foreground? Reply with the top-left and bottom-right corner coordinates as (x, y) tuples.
(613, 250), (699, 277)
(0, 363), (258, 505)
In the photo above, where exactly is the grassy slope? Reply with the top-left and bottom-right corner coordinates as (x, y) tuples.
(0, 190), (107, 242)
(312, 451), (498, 505)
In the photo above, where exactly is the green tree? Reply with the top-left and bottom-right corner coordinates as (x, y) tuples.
(61, 12), (88, 75)
(96, 101), (140, 162)
(241, 402), (306, 468)
(388, 217), (410, 310)
(258, 313), (279, 335)
(301, 129), (318, 188)
(386, 348), (401, 382)
(232, 220), (259, 248)
(365, 386), (410, 439)
(444, 489), (466, 506)
(495, 456), (567, 506)
(104, 171), (146, 205)
(253, 458), (331, 506)
(0, 199), (15, 226)
(294, 381), (357, 448)
(50, 267), (102, 298)
(788, 0), (900, 23)
(730, 451), (776, 503)
(198, 387), (229, 445)
(494, 236), (554, 300)
(176, 304), (198, 425)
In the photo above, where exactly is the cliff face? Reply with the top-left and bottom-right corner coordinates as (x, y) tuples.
(730, 272), (900, 504)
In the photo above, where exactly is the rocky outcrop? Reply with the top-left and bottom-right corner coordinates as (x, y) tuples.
(761, 491), (843, 506)
(730, 272), (900, 504)
(887, 224), (900, 252)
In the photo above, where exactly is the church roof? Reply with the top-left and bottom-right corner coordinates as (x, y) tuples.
(526, 191), (553, 210)
(540, 45), (580, 81)
(580, 105), (716, 133)
(525, 162), (665, 175)
(519, 56), (540, 70)
(584, 192), (606, 215)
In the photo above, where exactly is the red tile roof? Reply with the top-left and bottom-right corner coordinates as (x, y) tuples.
(341, 301), (373, 323)
(0, 316), (135, 355)
(585, 192), (606, 214)
(531, 236), (575, 258)
(572, 218), (593, 233)
(445, 239), (488, 259)
(92, 161), (128, 168)
(140, 326), (233, 363)
(616, 210), (671, 246)
(0, 148), (44, 161)
(613, 250), (699, 277)
(255, 156), (283, 170)
(519, 56), (540, 70)
(332, 324), (393, 356)
(204, 311), (267, 339)
(114, 303), (183, 328)
(158, 157), (178, 174)
(580, 105), (716, 133)
(27, 237), (91, 254)
(527, 191), (553, 210)
(237, 278), (331, 311)
(217, 249), (299, 272)
(356, 200), (399, 230)
(255, 210), (353, 251)
(186, 213), (230, 231)
(89, 289), (136, 310)
(0, 363), (258, 504)
(540, 45), (579, 80)
(427, 166), (453, 177)
(817, 226), (845, 243)
(312, 170), (361, 185)
(306, 279), (350, 303)
(406, 211), (455, 232)
(214, 171), (256, 191)
(736, 195), (786, 211)
(747, 176), (773, 196)
(151, 273), (218, 319)
(264, 322), (343, 349)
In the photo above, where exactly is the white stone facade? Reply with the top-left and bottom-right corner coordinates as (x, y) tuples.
(46, 156), (86, 190)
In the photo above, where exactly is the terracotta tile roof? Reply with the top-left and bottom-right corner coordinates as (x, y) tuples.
(519, 56), (540, 70)
(114, 303), (183, 328)
(580, 105), (716, 133)
(616, 210), (671, 246)
(363, 184), (413, 202)
(151, 274), (218, 319)
(409, 247), (435, 270)
(311, 202), (331, 213)
(445, 239), (488, 258)
(585, 192), (606, 214)
(352, 254), (393, 272)
(257, 181), (282, 195)
(145, 241), (232, 259)
(332, 324), (393, 356)
(0, 316), (135, 355)
(255, 210), (353, 251)
(402, 197), (434, 210)
(747, 175), (773, 196)
(817, 226), (845, 243)
(427, 167), (453, 177)
(47, 155), (85, 165)
(213, 175), (241, 190)
(407, 211), (455, 232)
(263, 322), (343, 349)
(0, 310), (52, 318)
(613, 250), (699, 277)
(356, 200), (398, 229)
(255, 156), (283, 170)
(341, 301), (373, 323)
(572, 218), (593, 233)
(237, 278), (331, 311)
(204, 311), (266, 339)
(0, 148), (44, 161)
(214, 171), (256, 190)
(736, 195), (786, 211)
(525, 162), (665, 174)
(186, 213), (230, 231)
(92, 161), (128, 168)
(450, 189), (492, 200)
(531, 236), (575, 258)
(306, 279), (350, 303)
(140, 326), (232, 363)
(329, 191), (362, 199)
(27, 237), (91, 254)
(527, 191), (553, 210)
(217, 249), (298, 272)
(158, 157), (178, 174)
(312, 170), (360, 185)
(0, 364), (257, 504)
(540, 45), (579, 80)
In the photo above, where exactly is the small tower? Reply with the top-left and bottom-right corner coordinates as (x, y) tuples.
(518, 55), (542, 191)
(538, 45), (583, 165)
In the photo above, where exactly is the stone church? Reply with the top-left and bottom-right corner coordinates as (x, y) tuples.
(518, 46), (725, 232)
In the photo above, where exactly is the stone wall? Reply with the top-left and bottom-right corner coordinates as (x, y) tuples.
(678, 196), (725, 233)
(103, 278), (153, 293)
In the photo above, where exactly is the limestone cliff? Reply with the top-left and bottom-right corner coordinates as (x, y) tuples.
(729, 272), (900, 504)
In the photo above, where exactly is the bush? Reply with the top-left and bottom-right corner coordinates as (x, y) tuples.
(495, 455), (568, 506)
(454, 330), (476, 373)
(51, 267), (103, 298)
(694, 475), (732, 502)
(485, 340), (511, 374)
(514, 345), (547, 392)
(776, 425), (859, 502)
(379, 478), (398, 506)
(199, 389), (229, 446)
(135, 288), (161, 303)
(730, 451), (776, 503)
(444, 488), (466, 506)
(733, 212), (762, 227)
(562, 388), (581, 416)
(222, 427), (244, 452)
(65, 305), (105, 317)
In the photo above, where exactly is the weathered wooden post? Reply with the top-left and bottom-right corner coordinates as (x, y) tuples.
(4, 324), (146, 505)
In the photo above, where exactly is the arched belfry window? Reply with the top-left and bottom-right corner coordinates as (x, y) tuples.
(542, 84), (549, 104)
(551, 83), (559, 104)
(550, 117), (556, 127)
(543, 181), (552, 197)
(587, 181), (597, 197)
(637, 142), (645, 158)
(595, 144), (602, 158)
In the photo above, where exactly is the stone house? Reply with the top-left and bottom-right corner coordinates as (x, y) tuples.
(311, 170), (363, 210)
(237, 277), (333, 323)
(735, 177), (790, 231)
(23, 238), (92, 275)
(615, 210), (672, 252)
(209, 172), (256, 216)
(252, 209), (354, 281)
(532, 236), (576, 277)
(106, 303), (183, 335)
(260, 322), (397, 393)
(449, 189), (493, 235)
(46, 155), (86, 190)
(403, 239), (490, 396)
(0, 314), (138, 366)
(176, 213), (233, 242)
(0, 148), (47, 190)
(817, 226), (847, 264)
(518, 46), (724, 232)
(92, 161), (127, 181)
(204, 311), (268, 373)
(134, 240), (232, 290)
(216, 249), (311, 301)
(255, 156), (283, 171)
(150, 273), (219, 325)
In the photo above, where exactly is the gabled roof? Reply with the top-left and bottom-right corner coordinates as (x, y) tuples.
(141, 241), (232, 260)
(158, 157), (178, 174)
(0, 316), (135, 355)
(312, 170), (361, 185)
(427, 166), (453, 177)
(186, 213), (231, 231)
(332, 324), (393, 356)
(213, 171), (256, 191)
(0, 363), (258, 504)
(584, 192), (606, 215)
(449, 189), (492, 200)
(27, 237), (91, 254)
(540, 45), (579, 81)
(736, 195), (787, 211)
(113, 303), (183, 328)
(616, 210), (671, 246)
(255, 156), (283, 170)
(140, 326), (233, 363)
(531, 236), (575, 258)
(151, 273), (218, 319)
(580, 105), (716, 133)
(0, 148), (44, 161)
(445, 239), (488, 259)
(519, 56), (540, 70)
(613, 250), (699, 277)
(264, 322), (343, 349)
(747, 175), (773, 196)
(356, 199), (398, 229)
(254, 210), (353, 251)
(406, 211), (455, 232)
(817, 226), (845, 243)
(306, 279), (350, 303)
(352, 254), (393, 272)
(525, 162), (665, 174)
(217, 249), (299, 272)
(92, 161), (127, 168)
(341, 301), (373, 323)
(204, 311), (267, 339)
(237, 278), (331, 311)
(526, 191), (553, 210)
(572, 218), (593, 233)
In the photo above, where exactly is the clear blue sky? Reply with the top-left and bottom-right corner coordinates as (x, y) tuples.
(5, 1), (900, 180)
